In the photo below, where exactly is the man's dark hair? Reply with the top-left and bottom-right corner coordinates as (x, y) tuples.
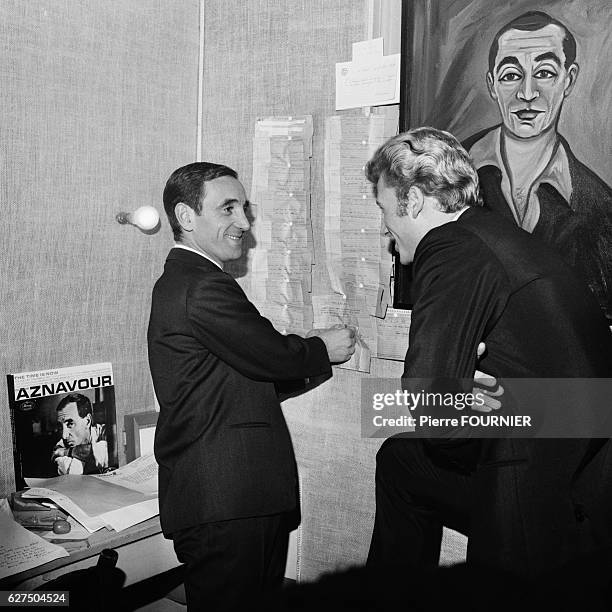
(488, 11), (577, 73)
(163, 162), (238, 241)
(56, 393), (92, 419)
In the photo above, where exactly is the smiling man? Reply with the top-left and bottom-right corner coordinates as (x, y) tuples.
(465, 11), (612, 322)
(365, 127), (612, 577)
(148, 162), (355, 611)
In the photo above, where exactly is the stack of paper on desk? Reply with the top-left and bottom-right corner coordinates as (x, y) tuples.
(24, 453), (159, 532)
(0, 499), (69, 580)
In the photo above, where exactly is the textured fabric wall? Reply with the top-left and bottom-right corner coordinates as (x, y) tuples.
(0, 0), (199, 494)
(200, 0), (409, 580)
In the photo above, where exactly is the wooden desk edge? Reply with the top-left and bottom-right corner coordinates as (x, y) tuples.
(0, 516), (164, 588)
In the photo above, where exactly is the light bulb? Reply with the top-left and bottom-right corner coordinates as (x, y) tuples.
(131, 206), (159, 231)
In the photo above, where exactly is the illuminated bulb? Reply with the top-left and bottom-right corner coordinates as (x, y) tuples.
(116, 206), (160, 231)
(131, 206), (159, 230)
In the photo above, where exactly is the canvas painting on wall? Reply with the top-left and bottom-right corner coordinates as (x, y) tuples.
(396, 0), (612, 322)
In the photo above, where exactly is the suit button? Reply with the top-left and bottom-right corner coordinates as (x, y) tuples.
(574, 504), (587, 522)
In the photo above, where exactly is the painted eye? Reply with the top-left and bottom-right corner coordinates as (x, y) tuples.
(534, 68), (556, 79)
(499, 72), (521, 83)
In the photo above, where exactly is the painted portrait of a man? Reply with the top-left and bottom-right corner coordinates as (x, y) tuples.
(399, 1), (612, 321)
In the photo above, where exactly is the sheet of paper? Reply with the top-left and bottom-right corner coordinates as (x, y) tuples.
(98, 498), (159, 532)
(319, 114), (399, 368)
(335, 53), (401, 110)
(248, 116), (315, 335)
(352, 37), (384, 62)
(23, 475), (152, 516)
(0, 498), (69, 579)
(338, 337), (372, 373)
(376, 308), (412, 361)
(312, 294), (375, 372)
(92, 452), (158, 496)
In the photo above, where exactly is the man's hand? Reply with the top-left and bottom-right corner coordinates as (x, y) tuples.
(472, 342), (503, 412)
(307, 324), (356, 363)
(51, 447), (69, 461)
(55, 455), (85, 475)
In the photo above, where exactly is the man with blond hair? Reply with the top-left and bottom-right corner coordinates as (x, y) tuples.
(366, 127), (612, 576)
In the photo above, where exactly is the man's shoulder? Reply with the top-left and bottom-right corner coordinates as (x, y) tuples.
(150, 253), (243, 323)
(415, 210), (493, 268)
(424, 208), (559, 280)
(154, 250), (230, 292)
(165, 248), (226, 276)
(421, 209), (526, 271)
(429, 207), (512, 242)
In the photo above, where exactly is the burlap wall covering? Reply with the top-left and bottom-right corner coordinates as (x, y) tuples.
(0, 0), (199, 494)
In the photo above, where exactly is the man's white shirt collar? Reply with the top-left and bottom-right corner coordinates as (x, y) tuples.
(452, 207), (469, 221)
(172, 244), (223, 270)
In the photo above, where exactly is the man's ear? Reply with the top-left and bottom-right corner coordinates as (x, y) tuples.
(486, 72), (497, 101)
(175, 202), (193, 232)
(407, 186), (424, 219)
(564, 63), (579, 98)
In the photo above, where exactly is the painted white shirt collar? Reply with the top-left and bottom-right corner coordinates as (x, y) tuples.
(469, 126), (572, 231)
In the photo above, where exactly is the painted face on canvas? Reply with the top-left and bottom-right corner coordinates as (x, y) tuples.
(191, 176), (251, 265)
(488, 24), (577, 139)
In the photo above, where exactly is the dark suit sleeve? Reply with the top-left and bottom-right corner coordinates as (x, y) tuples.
(403, 227), (509, 451)
(186, 273), (331, 382)
(404, 227), (509, 380)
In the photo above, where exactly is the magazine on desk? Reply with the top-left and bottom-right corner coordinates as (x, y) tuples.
(7, 362), (118, 490)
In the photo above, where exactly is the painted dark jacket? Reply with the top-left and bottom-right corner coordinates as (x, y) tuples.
(465, 125), (612, 322)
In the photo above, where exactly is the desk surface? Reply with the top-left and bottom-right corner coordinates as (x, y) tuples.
(0, 516), (163, 588)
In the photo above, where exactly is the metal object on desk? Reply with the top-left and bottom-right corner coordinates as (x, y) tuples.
(18, 515), (71, 534)
(11, 490), (57, 512)
(13, 501), (72, 536)
(11, 490), (77, 537)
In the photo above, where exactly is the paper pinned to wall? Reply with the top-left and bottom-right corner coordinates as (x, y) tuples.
(335, 37), (400, 110)
(352, 37), (384, 62)
(0, 498), (69, 580)
(318, 113), (398, 371)
(376, 308), (412, 361)
(248, 116), (315, 336)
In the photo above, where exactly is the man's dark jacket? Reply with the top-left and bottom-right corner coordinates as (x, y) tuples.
(405, 206), (612, 574)
(148, 248), (331, 536)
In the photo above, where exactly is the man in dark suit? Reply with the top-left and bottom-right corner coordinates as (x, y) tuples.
(364, 127), (612, 576)
(148, 162), (355, 611)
